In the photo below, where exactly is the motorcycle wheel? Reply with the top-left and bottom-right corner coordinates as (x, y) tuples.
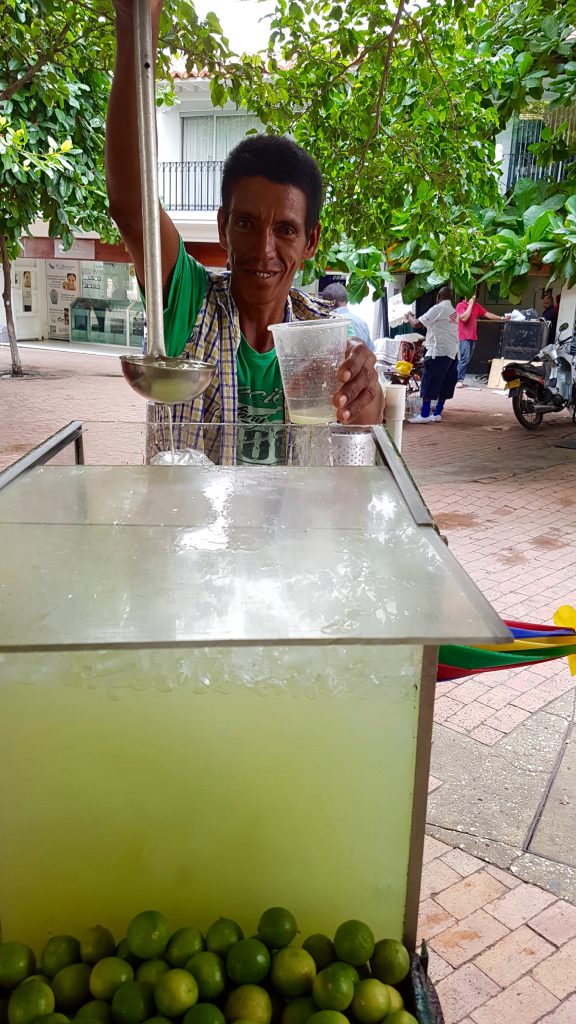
(512, 384), (544, 430)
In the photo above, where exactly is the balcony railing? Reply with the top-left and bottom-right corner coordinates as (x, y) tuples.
(158, 160), (224, 212)
(506, 107), (576, 190)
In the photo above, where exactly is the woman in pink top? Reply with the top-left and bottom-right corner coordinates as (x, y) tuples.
(456, 293), (508, 386)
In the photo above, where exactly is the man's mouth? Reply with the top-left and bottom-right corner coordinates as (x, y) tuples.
(245, 269), (279, 279)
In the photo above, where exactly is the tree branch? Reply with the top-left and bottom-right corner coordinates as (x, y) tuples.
(356, 0), (407, 173)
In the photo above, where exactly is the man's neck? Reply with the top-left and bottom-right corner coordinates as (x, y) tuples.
(233, 287), (290, 354)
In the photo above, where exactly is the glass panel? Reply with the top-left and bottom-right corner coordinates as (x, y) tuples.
(182, 114), (215, 160)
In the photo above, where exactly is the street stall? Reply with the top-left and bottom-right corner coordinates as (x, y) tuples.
(0, 421), (509, 1024)
(0, 4), (509, 1021)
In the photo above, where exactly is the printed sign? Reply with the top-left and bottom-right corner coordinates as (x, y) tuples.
(45, 259), (80, 339)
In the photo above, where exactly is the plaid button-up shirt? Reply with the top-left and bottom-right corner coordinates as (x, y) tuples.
(149, 270), (333, 461)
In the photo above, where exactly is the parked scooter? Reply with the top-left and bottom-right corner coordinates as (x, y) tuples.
(501, 323), (576, 430)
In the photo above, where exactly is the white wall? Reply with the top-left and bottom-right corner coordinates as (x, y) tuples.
(557, 283), (576, 341)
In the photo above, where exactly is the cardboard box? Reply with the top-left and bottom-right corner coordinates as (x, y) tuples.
(488, 358), (528, 390)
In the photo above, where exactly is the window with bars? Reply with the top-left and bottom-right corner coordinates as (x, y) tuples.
(506, 107), (576, 190)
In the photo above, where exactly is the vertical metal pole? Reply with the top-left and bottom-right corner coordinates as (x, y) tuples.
(133, 0), (166, 358)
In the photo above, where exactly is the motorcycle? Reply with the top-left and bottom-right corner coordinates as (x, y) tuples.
(501, 323), (576, 430)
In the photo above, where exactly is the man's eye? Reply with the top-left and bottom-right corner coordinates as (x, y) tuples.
(236, 218), (252, 229)
(279, 225), (296, 236)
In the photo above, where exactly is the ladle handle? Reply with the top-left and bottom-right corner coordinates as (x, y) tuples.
(134, 0), (166, 358)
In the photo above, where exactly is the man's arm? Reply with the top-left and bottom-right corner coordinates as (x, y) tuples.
(458, 297), (475, 324)
(483, 311), (509, 322)
(106, 0), (180, 291)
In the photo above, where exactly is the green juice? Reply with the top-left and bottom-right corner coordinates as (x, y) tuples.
(0, 644), (422, 948)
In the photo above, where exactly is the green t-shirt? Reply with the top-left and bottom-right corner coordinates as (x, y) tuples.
(162, 240), (284, 426)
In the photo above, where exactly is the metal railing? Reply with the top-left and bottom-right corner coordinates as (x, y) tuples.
(506, 107), (576, 190)
(158, 160), (224, 211)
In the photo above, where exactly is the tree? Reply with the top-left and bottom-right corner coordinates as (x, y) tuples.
(0, 0), (229, 376)
(217, 0), (576, 301)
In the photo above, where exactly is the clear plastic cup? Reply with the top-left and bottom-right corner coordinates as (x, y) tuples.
(268, 318), (348, 424)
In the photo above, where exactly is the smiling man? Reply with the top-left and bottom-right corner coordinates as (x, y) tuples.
(106, 0), (383, 455)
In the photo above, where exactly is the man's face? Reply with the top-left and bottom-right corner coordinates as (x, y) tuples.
(217, 176), (320, 308)
(543, 293), (553, 310)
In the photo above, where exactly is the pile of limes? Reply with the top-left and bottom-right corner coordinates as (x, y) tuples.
(0, 910), (417, 1024)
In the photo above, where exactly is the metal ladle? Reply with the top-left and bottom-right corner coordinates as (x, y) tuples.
(120, 0), (216, 404)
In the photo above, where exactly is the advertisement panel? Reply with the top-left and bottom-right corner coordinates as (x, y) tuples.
(45, 259), (80, 339)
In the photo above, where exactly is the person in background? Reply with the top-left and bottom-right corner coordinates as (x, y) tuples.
(455, 291), (509, 387)
(405, 286), (459, 423)
(542, 290), (558, 340)
(320, 282), (374, 351)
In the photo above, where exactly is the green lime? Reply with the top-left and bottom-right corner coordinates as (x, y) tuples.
(281, 996), (316, 1024)
(301, 936), (335, 973)
(135, 962), (169, 988)
(385, 1014), (417, 1024)
(350, 979), (390, 1024)
(307, 1013), (348, 1024)
(369, 941), (410, 987)
(0, 944), (36, 990)
(383, 986), (404, 1013)
(165, 931), (204, 969)
(205, 920), (243, 959)
(81, 929), (116, 966)
(312, 965), (354, 1012)
(115, 943), (140, 969)
(226, 940), (270, 986)
(90, 958), (134, 1001)
(224, 985), (272, 1024)
(111, 982), (154, 1024)
(126, 914), (169, 962)
(142, 1018), (170, 1024)
(52, 965), (92, 1014)
(41, 938), (81, 980)
(153, 970), (198, 1018)
(257, 909), (297, 950)
(183, 1006), (225, 1024)
(185, 953), (225, 1001)
(75, 1002), (112, 1023)
(8, 980), (55, 1024)
(270, 948), (316, 999)
(333, 922), (374, 967)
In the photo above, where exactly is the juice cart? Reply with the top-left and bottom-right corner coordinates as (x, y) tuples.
(0, 423), (509, 999)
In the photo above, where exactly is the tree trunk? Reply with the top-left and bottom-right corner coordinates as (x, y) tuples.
(0, 233), (23, 377)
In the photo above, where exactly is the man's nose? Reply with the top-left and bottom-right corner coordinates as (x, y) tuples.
(257, 225), (277, 258)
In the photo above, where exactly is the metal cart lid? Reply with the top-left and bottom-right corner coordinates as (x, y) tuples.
(0, 458), (509, 651)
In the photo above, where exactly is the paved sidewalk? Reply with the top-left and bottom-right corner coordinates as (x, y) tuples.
(2, 346), (576, 1023)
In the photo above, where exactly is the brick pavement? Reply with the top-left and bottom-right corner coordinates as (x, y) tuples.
(2, 345), (576, 1023)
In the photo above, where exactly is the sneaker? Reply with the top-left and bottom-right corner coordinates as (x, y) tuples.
(407, 414), (432, 423)
(430, 413), (442, 421)
(456, 381), (464, 388)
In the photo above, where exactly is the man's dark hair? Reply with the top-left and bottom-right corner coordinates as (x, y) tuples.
(221, 134), (324, 236)
(437, 286), (454, 303)
(320, 283), (348, 305)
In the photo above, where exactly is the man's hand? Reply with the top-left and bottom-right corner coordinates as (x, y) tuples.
(332, 340), (384, 425)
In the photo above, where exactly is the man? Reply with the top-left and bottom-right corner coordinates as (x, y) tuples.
(541, 290), (558, 340)
(320, 283), (374, 350)
(405, 286), (459, 423)
(455, 292), (508, 386)
(106, 0), (383, 455)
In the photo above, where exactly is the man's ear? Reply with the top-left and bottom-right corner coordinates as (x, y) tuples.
(217, 207), (228, 251)
(303, 221), (321, 260)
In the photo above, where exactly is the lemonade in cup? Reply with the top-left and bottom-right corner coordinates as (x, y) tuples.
(268, 319), (348, 424)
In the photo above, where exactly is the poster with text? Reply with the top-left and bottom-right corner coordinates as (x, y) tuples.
(46, 259), (80, 339)
(81, 262), (106, 299)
